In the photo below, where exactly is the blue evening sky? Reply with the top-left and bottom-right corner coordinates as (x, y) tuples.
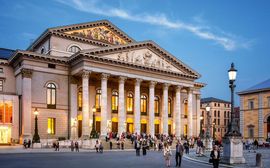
(0, 0), (269, 105)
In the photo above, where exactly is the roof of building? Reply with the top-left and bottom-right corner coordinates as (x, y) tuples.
(238, 78), (270, 95)
(201, 97), (230, 104)
(0, 48), (15, 60)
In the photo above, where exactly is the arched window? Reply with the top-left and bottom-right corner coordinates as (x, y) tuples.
(168, 98), (172, 117)
(41, 47), (45, 54)
(126, 92), (134, 114)
(184, 99), (188, 118)
(47, 83), (56, 109)
(68, 45), (81, 53)
(78, 87), (82, 110)
(112, 91), (118, 113)
(154, 96), (160, 117)
(140, 95), (147, 115)
(95, 89), (101, 112)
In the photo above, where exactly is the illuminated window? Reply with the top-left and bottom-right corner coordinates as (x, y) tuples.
(154, 96), (160, 117)
(68, 45), (81, 53)
(184, 124), (188, 136)
(168, 98), (172, 117)
(112, 91), (118, 113)
(126, 92), (134, 114)
(78, 87), (82, 110)
(141, 95), (147, 115)
(95, 89), (101, 112)
(184, 99), (188, 118)
(0, 80), (3, 92)
(47, 118), (55, 135)
(0, 102), (11, 123)
(47, 83), (56, 109)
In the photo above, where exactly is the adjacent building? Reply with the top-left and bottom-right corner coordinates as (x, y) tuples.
(201, 97), (231, 140)
(0, 20), (205, 144)
(238, 79), (270, 141)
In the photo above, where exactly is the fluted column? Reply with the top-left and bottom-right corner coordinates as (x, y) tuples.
(82, 70), (90, 139)
(134, 79), (142, 134)
(70, 77), (78, 140)
(196, 94), (201, 137)
(118, 76), (127, 135)
(188, 88), (193, 137)
(162, 83), (169, 135)
(21, 68), (32, 141)
(175, 86), (181, 138)
(258, 93), (264, 141)
(101, 73), (109, 137)
(149, 81), (157, 137)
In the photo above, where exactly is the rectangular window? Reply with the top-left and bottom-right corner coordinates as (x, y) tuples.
(214, 111), (216, 117)
(248, 100), (254, 109)
(48, 64), (56, 69)
(218, 111), (220, 117)
(47, 118), (55, 135)
(0, 68), (3, 73)
(0, 80), (3, 92)
(224, 119), (226, 125)
(218, 119), (220, 125)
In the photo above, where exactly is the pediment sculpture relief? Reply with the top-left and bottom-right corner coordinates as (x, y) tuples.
(117, 50), (173, 71)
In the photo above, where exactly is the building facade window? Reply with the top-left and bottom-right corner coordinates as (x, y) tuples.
(126, 92), (134, 114)
(184, 100), (188, 118)
(47, 83), (56, 109)
(0, 68), (3, 73)
(40, 47), (45, 54)
(214, 110), (216, 117)
(248, 126), (254, 138)
(47, 118), (55, 135)
(168, 98), (172, 117)
(184, 124), (188, 137)
(78, 87), (82, 111)
(111, 91), (118, 113)
(140, 95), (147, 115)
(248, 99), (254, 109)
(0, 101), (12, 123)
(0, 80), (3, 92)
(68, 45), (81, 53)
(218, 111), (220, 117)
(154, 96), (160, 117)
(95, 89), (101, 112)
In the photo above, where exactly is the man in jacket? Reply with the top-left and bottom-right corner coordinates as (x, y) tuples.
(175, 140), (184, 167)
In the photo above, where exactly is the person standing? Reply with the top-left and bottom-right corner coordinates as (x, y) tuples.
(71, 141), (74, 152)
(135, 140), (141, 156)
(99, 142), (103, 153)
(109, 141), (113, 150)
(210, 145), (220, 168)
(95, 140), (99, 153)
(163, 142), (172, 167)
(75, 141), (79, 152)
(142, 139), (147, 156)
(175, 141), (184, 167)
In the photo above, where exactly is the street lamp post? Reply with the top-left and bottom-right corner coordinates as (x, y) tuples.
(32, 108), (40, 143)
(200, 115), (204, 139)
(204, 104), (212, 150)
(212, 122), (216, 140)
(222, 63), (245, 164)
(90, 106), (98, 138)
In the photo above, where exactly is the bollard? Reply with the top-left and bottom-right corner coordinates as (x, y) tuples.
(256, 153), (263, 168)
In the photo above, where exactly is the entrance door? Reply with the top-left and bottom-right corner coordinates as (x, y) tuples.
(141, 124), (147, 133)
(78, 120), (82, 138)
(127, 123), (133, 133)
(0, 126), (9, 144)
(112, 122), (118, 133)
(155, 124), (159, 134)
(96, 121), (101, 133)
(168, 124), (172, 135)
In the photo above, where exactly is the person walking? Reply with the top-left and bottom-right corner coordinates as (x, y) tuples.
(121, 141), (124, 150)
(99, 142), (103, 153)
(75, 141), (79, 152)
(210, 145), (220, 168)
(95, 140), (99, 153)
(142, 139), (147, 156)
(175, 140), (184, 167)
(109, 140), (113, 150)
(135, 140), (141, 156)
(71, 141), (74, 152)
(163, 142), (172, 167)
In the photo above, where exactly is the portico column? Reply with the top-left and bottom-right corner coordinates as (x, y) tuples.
(175, 86), (181, 138)
(196, 94), (201, 137)
(70, 77), (78, 140)
(82, 70), (90, 139)
(118, 76), (127, 135)
(188, 88), (193, 138)
(149, 81), (157, 137)
(101, 73), (109, 137)
(162, 83), (169, 135)
(134, 78), (142, 134)
(258, 93), (264, 141)
(21, 68), (32, 141)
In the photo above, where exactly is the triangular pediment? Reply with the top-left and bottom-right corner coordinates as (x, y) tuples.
(50, 20), (134, 46)
(80, 41), (201, 78)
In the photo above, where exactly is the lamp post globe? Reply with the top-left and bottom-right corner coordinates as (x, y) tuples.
(33, 108), (40, 143)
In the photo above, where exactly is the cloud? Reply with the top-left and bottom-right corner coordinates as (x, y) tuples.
(55, 0), (251, 51)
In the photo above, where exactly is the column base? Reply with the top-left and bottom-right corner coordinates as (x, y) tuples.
(222, 135), (245, 164)
(81, 134), (90, 140)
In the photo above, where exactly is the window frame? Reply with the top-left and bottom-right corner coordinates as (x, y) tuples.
(78, 87), (82, 111)
(126, 92), (134, 114)
(248, 99), (254, 110)
(140, 94), (148, 116)
(168, 98), (172, 117)
(154, 96), (160, 117)
(111, 90), (119, 113)
(46, 83), (56, 109)
(47, 118), (56, 135)
(67, 45), (81, 53)
(95, 89), (101, 112)
(0, 80), (3, 92)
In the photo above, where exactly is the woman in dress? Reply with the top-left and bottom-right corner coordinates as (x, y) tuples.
(163, 142), (172, 167)
(210, 145), (220, 168)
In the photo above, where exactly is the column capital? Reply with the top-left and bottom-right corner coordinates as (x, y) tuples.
(163, 83), (170, 90)
(188, 87), (194, 94)
(196, 94), (201, 100)
(70, 76), (78, 84)
(175, 85), (182, 92)
(82, 70), (91, 79)
(21, 68), (32, 78)
(149, 81), (157, 88)
(101, 73), (110, 80)
(119, 76), (127, 83)
(135, 78), (143, 85)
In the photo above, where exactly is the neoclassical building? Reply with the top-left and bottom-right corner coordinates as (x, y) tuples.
(238, 79), (270, 141)
(0, 20), (204, 144)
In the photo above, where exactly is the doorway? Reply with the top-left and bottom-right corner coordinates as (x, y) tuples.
(141, 123), (147, 133)
(112, 122), (118, 133)
(155, 124), (159, 134)
(78, 120), (82, 138)
(127, 123), (133, 133)
(0, 126), (10, 144)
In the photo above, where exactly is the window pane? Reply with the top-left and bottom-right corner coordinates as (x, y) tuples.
(47, 89), (51, 104)
(51, 89), (56, 105)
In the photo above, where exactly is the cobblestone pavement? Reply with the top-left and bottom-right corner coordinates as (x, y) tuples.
(184, 148), (270, 168)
